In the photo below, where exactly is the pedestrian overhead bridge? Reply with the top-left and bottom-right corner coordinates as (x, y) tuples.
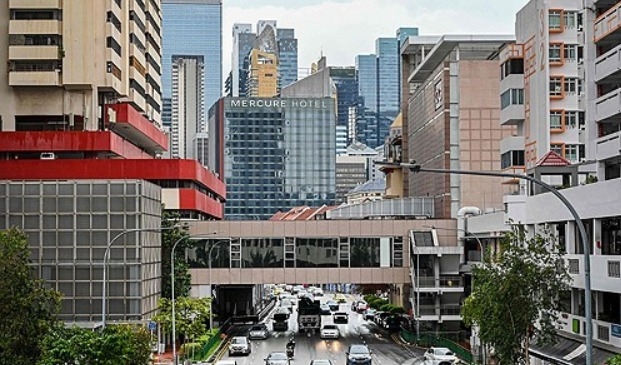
(185, 219), (460, 286)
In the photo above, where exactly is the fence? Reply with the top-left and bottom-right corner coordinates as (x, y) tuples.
(400, 328), (474, 364)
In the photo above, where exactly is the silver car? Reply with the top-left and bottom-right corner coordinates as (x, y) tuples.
(228, 336), (251, 356)
(248, 324), (269, 340)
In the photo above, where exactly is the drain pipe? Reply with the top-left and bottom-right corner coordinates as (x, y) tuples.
(457, 206), (481, 263)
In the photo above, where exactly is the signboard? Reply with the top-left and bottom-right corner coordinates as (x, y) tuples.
(148, 321), (157, 332)
(228, 98), (330, 109)
(612, 324), (621, 338)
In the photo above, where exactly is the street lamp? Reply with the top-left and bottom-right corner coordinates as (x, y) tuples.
(377, 161), (593, 365)
(171, 233), (221, 364)
(208, 240), (227, 331)
(102, 225), (179, 329)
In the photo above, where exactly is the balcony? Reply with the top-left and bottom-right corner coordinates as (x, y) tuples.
(565, 254), (621, 292)
(596, 130), (621, 161)
(594, 1), (621, 44)
(9, 70), (61, 86)
(105, 103), (168, 154)
(500, 136), (525, 156)
(595, 88), (621, 122)
(416, 304), (462, 322)
(9, 20), (61, 35)
(595, 43), (621, 83)
(500, 74), (524, 95)
(415, 276), (464, 293)
(9, 0), (61, 8)
(558, 313), (621, 348)
(500, 104), (525, 126)
(9, 45), (58, 60)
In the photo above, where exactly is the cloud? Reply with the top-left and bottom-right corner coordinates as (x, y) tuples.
(222, 0), (527, 77)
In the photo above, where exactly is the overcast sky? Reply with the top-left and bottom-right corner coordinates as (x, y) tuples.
(222, 0), (528, 76)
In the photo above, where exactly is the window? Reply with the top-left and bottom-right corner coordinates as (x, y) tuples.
(549, 10), (562, 31)
(106, 61), (122, 80)
(564, 44), (579, 61)
(501, 150), (525, 169)
(551, 143), (564, 156)
(500, 89), (524, 109)
(500, 58), (524, 79)
(106, 36), (121, 56)
(564, 144), (584, 161)
(564, 77), (581, 94)
(549, 43), (563, 63)
(106, 11), (121, 32)
(549, 76), (563, 97)
(565, 111), (585, 129)
(550, 110), (563, 130)
(564, 11), (577, 28)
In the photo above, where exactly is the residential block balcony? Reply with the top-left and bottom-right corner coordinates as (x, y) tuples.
(595, 88), (621, 122)
(9, 70), (61, 86)
(595, 43), (621, 83)
(594, 1), (621, 43)
(596, 130), (621, 161)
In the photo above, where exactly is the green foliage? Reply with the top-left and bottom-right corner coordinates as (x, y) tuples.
(607, 354), (621, 365)
(461, 225), (571, 365)
(369, 297), (389, 310)
(0, 228), (61, 365)
(38, 324), (151, 365)
(161, 210), (190, 299)
(153, 296), (212, 341)
(585, 175), (598, 184)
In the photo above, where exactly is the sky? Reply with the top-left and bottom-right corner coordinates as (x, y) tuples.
(222, 0), (529, 76)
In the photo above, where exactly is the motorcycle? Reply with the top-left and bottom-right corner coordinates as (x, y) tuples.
(286, 346), (294, 359)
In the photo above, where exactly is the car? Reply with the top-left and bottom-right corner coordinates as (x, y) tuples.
(333, 311), (348, 324)
(346, 344), (372, 365)
(320, 324), (340, 339)
(310, 360), (334, 365)
(364, 309), (376, 321)
(280, 299), (293, 312)
(351, 300), (367, 312)
(320, 304), (331, 315)
(297, 290), (308, 299)
(375, 311), (390, 326)
(327, 300), (339, 311)
(265, 351), (290, 365)
(334, 294), (347, 303)
(424, 347), (458, 363)
(248, 324), (269, 340)
(313, 288), (324, 296)
(228, 336), (251, 356)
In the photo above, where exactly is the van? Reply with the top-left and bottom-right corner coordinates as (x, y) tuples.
(40, 152), (56, 160)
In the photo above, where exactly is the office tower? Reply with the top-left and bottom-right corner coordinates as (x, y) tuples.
(162, 0), (222, 126)
(355, 27), (418, 148)
(277, 28), (298, 89)
(229, 23), (254, 97)
(247, 49), (279, 97)
(209, 97), (336, 220)
(170, 55), (205, 159)
(0, 0), (225, 324)
(228, 21), (298, 97)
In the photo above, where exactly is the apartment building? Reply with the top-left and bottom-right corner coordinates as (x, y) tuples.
(465, 0), (621, 362)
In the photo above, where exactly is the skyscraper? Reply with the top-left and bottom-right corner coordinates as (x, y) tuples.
(227, 21), (298, 97)
(162, 0), (222, 127)
(170, 55), (205, 159)
(355, 27), (418, 148)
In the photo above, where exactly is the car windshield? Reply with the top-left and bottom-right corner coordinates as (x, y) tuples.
(437, 349), (453, 355)
(231, 337), (246, 344)
(269, 352), (288, 360)
(251, 325), (265, 331)
(311, 360), (332, 365)
(349, 346), (369, 354)
(323, 325), (337, 330)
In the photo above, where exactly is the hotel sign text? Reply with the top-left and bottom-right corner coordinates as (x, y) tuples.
(229, 98), (329, 109)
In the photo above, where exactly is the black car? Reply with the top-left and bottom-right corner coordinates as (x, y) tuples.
(333, 311), (348, 324)
(346, 344), (372, 365)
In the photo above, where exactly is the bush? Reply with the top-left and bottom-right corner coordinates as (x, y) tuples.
(363, 294), (378, 303)
(369, 298), (389, 310)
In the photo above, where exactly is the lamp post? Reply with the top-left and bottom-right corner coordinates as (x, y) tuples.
(171, 233), (220, 364)
(377, 161), (593, 365)
(102, 226), (178, 329)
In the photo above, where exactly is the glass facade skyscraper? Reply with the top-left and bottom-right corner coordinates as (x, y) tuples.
(162, 0), (222, 127)
(355, 27), (418, 148)
(277, 28), (298, 90)
(208, 98), (336, 220)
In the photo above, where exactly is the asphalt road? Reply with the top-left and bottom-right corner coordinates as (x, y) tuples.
(218, 294), (426, 365)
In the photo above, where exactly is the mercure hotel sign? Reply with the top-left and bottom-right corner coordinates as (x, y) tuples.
(228, 98), (330, 109)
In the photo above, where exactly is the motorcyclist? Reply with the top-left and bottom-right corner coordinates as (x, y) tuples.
(286, 337), (295, 357)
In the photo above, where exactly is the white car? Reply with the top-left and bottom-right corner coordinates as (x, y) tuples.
(423, 347), (458, 363)
(228, 336), (251, 356)
(313, 288), (324, 296)
(320, 324), (340, 339)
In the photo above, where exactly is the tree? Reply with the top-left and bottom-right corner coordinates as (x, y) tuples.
(608, 354), (621, 365)
(161, 210), (190, 299)
(0, 228), (61, 365)
(38, 324), (152, 365)
(462, 225), (571, 364)
(154, 297), (211, 347)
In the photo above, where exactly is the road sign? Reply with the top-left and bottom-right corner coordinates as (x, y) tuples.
(148, 321), (157, 331)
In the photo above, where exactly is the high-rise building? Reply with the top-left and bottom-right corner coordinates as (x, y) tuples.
(356, 27), (418, 148)
(227, 21), (298, 98)
(170, 55), (205, 159)
(401, 34), (516, 218)
(0, 0), (225, 325)
(229, 23), (254, 97)
(209, 98), (336, 220)
(162, 0), (222, 126)
(247, 49), (279, 97)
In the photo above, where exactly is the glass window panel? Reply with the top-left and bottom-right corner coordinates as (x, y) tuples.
(23, 197), (39, 212)
(58, 215), (73, 230)
(57, 197), (73, 212)
(241, 238), (284, 268)
(350, 238), (380, 267)
(296, 238), (338, 268)
(58, 184), (74, 196)
(92, 184), (108, 195)
(24, 215), (39, 230)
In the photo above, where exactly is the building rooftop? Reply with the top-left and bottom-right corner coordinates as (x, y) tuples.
(348, 178), (386, 195)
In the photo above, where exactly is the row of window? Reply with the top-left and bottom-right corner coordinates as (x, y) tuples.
(550, 143), (585, 161)
(9, 60), (60, 72)
(550, 111), (585, 130)
(10, 10), (62, 20)
(549, 10), (582, 31)
(550, 77), (583, 96)
(9, 34), (62, 46)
